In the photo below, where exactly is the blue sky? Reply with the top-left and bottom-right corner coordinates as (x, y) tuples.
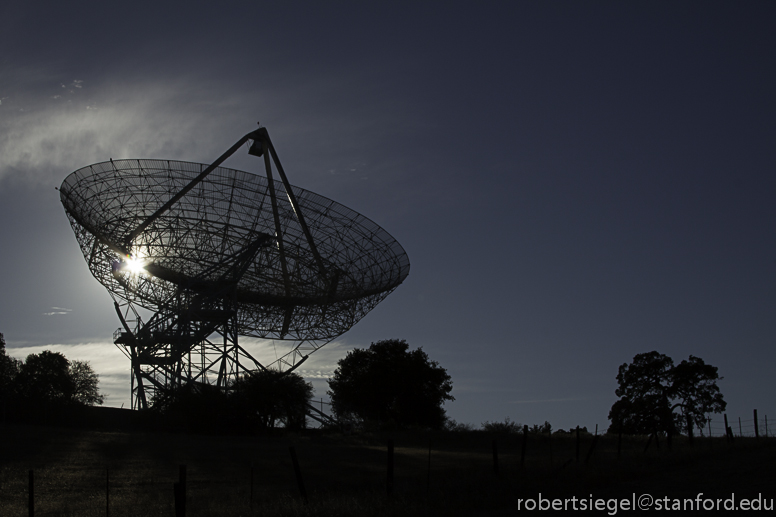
(1, 1), (774, 431)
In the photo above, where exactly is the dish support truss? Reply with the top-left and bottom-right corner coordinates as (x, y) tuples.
(107, 127), (340, 413)
(112, 287), (329, 411)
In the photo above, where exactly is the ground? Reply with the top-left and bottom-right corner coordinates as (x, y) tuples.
(0, 422), (774, 515)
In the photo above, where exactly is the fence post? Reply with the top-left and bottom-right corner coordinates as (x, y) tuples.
(724, 414), (730, 442)
(708, 419), (712, 439)
(492, 439), (499, 475)
(584, 435), (599, 465)
(180, 465), (187, 517)
(249, 462), (254, 512)
(106, 468), (110, 517)
(386, 440), (394, 497)
(174, 465), (187, 517)
(289, 447), (308, 504)
(427, 439), (432, 492)
(687, 414), (693, 446)
(643, 433), (653, 453)
(28, 470), (34, 517)
(520, 425), (528, 468)
(547, 427), (553, 466)
(575, 426), (580, 463)
(754, 410), (759, 439)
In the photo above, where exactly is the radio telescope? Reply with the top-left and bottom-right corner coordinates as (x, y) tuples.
(60, 127), (410, 411)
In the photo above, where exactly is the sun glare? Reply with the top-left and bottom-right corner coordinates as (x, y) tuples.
(123, 254), (147, 275)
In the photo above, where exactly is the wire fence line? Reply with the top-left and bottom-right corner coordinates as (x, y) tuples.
(1, 418), (773, 516)
(307, 401), (770, 440)
(702, 411), (770, 439)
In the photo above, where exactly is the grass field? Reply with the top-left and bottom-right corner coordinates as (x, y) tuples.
(1, 422), (774, 516)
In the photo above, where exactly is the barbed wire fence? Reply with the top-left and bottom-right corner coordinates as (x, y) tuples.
(1, 408), (772, 515)
(704, 410), (770, 438)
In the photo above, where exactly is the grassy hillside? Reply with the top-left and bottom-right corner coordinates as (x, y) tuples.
(0, 422), (773, 516)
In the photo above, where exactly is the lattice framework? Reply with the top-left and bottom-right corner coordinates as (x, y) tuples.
(60, 128), (409, 410)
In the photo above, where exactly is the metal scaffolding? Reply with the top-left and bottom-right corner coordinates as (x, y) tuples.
(60, 127), (410, 411)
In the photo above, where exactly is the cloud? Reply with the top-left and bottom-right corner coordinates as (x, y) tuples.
(3, 337), (352, 408)
(43, 306), (72, 316)
(0, 58), (420, 204)
(0, 76), (252, 187)
(508, 397), (586, 405)
(298, 369), (335, 379)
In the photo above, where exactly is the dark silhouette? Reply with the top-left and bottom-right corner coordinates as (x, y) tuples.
(14, 350), (75, 404)
(0, 339), (105, 423)
(149, 382), (232, 433)
(481, 417), (523, 434)
(670, 356), (727, 435)
(69, 359), (105, 406)
(328, 339), (453, 429)
(608, 351), (726, 436)
(150, 369), (313, 433)
(0, 333), (20, 419)
(234, 369), (313, 430)
(60, 125), (409, 411)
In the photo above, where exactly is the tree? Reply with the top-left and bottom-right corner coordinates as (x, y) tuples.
(149, 382), (232, 433)
(608, 351), (726, 436)
(481, 417), (522, 434)
(670, 355), (726, 435)
(0, 333), (19, 388)
(69, 360), (105, 406)
(15, 351), (75, 405)
(148, 370), (313, 433)
(327, 339), (454, 429)
(236, 369), (314, 430)
(14, 351), (105, 407)
(0, 333), (21, 417)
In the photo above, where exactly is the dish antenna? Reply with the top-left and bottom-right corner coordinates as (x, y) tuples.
(60, 126), (410, 411)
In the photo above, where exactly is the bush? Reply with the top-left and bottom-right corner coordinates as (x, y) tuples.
(481, 417), (522, 434)
(443, 418), (477, 432)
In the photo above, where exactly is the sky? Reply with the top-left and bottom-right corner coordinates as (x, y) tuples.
(1, 1), (774, 433)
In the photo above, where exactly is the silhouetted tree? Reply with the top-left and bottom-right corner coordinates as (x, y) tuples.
(328, 339), (454, 429)
(608, 351), (726, 436)
(481, 417), (522, 434)
(69, 360), (105, 406)
(148, 370), (313, 433)
(0, 333), (21, 418)
(150, 383), (232, 433)
(13, 351), (105, 407)
(670, 355), (726, 435)
(235, 369), (313, 430)
(15, 351), (75, 405)
(530, 421), (552, 434)
(0, 333), (18, 387)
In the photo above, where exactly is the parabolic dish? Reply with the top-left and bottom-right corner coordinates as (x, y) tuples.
(60, 158), (410, 341)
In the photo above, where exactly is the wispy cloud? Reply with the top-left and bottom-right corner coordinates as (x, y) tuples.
(0, 76), (251, 187)
(508, 397), (586, 405)
(0, 61), (418, 203)
(298, 369), (335, 379)
(43, 307), (72, 316)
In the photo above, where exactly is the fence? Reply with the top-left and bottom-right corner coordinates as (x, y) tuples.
(704, 411), (770, 439)
(2, 416), (773, 516)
